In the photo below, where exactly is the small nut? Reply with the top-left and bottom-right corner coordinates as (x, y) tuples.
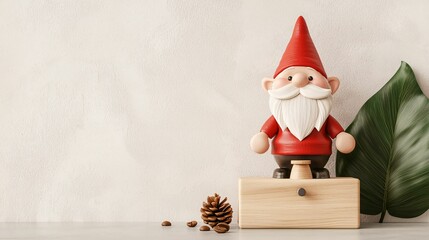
(187, 221), (198, 227)
(161, 220), (171, 226)
(199, 225), (210, 231)
(213, 223), (230, 233)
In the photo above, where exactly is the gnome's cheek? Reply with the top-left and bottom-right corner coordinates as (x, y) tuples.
(272, 78), (291, 89)
(310, 78), (330, 89)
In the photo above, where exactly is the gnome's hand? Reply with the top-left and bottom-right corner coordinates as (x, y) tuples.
(336, 132), (356, 154)
(250, 132), (270, 154)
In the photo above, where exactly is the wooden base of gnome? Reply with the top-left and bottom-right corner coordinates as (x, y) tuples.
(250, 16), (355, 179)
(238, 176), (361, 228)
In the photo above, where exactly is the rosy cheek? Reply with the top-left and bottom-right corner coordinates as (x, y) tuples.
(272, 78), (291, 89)
(311, 78), (330, 89)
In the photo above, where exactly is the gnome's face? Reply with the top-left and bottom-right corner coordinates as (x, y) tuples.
(262, 67), (340, 141)
(270, 67), (335, 91)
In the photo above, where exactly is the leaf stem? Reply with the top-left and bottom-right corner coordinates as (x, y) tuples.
(379, 210), (386, 223)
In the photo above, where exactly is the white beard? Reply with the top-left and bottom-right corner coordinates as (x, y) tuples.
(268, 84), (333, 141)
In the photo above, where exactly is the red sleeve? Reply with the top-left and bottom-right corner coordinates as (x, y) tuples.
(260, 115), (279, 138)
(326, 115), (344, 139)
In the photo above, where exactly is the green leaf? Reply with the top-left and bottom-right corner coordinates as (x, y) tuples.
(336, 62), (429, 223)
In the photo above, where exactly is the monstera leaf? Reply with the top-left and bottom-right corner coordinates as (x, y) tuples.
(336, 62), (429, 223)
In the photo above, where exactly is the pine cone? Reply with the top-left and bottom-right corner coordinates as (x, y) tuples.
(200, 193), (232, 228)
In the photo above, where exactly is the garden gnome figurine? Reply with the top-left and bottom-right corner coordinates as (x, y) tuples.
(250, 16), (356, 179)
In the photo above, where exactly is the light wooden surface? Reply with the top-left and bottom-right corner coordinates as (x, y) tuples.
(239, 177), (360, 228)
(0, 223), (427, 240)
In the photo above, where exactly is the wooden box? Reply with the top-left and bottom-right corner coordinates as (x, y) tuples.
(239, 177), (360, 228)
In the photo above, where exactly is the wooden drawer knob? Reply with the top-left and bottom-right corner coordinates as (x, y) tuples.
(297, 188), (306, 196)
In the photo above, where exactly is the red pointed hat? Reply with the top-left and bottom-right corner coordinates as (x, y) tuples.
(274, 16), (327, 78)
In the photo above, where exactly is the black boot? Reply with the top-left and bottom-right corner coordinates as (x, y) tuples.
(311, 168), (330, 179)
(273, 168), (291, 179)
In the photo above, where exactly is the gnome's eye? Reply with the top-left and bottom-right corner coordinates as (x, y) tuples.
(308, 76), (313, 81)
(287, 76), (292, 81)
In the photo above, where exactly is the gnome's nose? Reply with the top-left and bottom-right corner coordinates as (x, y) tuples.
(292, 73), (309, 88)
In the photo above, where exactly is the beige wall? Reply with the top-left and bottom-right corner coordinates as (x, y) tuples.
(0, 0), (428, 222)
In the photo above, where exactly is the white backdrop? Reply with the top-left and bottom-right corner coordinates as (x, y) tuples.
(0, 0), (428, 222)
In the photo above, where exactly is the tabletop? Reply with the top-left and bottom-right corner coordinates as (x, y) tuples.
(0, 222), (428, 239)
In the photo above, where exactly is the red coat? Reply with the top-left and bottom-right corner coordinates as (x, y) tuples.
(260, 115), (344, 156)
